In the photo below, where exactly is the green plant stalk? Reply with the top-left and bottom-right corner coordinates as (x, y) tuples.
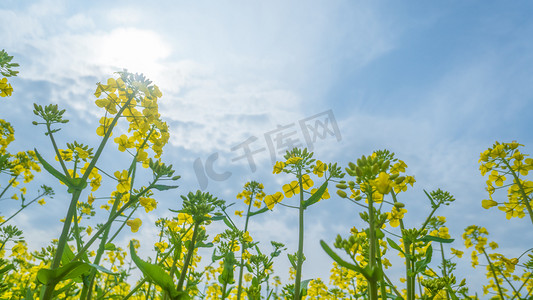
(375, 246), (388, 298)
(43, 96), (132, 298)
(513, 272), (533, 299)
(221, 279), (229, 300)
(439, 242), (451, 300)
(236, 191), (254, 300)
(0, 189), (48, 226)
(70, 180), (159, 262)
(71, 209), (84, 254)
(391, 191), (414, 300)
(501, 159), (533, 225)
(482, 248), (505, 299)
(83, 194), (122, 300)
(41, 188), (82, 300)
(0, 174), (17, 199)
(122, 240), (183, 300)
(366, 190), (379, 300)
(177, 222), (200, 292)
(46, 123), (71, 179)
(146, 226), (166, 300)
(107, 206), (139, 246)
(293, 171), (305, 300)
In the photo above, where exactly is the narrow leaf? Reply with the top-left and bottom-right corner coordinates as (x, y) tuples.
(152, 184), (179, 191)
(320, 240), (369, 279)
(34, 149), (71, 186)
(223, 217), (237, 231)
(248, 206), (269, 217)
(129, 241), (178, 298)
(419, 235), (454, 244)
(386, 238), (405, 255)
(87, 263), (118, 275)
(36, 262), (91, 284)
(423, 189), (437, 208)
(302, 181), (328, 209)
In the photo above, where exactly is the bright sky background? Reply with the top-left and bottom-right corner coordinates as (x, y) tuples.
(2, 0), (533, 295)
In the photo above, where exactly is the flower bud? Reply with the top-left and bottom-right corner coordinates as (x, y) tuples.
(381, 160), (390, 171)
(394, 202), (405, 208)
(395, 176), (405, 184)
(337, 190), (347, 198)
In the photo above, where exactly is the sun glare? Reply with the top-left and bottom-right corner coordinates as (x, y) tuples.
(95, 27), (171, 76)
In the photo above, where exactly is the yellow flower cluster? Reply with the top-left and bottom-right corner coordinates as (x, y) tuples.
(94, 75), (169, 168)
(268, 156), (331, 210)
(0, 77), (13, 97)
(479, 141), (533, 220)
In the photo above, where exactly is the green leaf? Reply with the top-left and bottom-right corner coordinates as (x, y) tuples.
(419, 235), (454, 244)
(302, 181), (328, 209)
(210, 215), (226, 221)
(218, 252), (236, 285)
(287, 253), (297, 270)
(423, 189), (437, 208)
(25, 287), (34, 300)
(196, 241), (213, 248)
(0, 263), (14, 274)
(36, 262), (92, 284)
(247, 206), (269, 217)
(446, 286), (460, 300)
(67, 178), (87, 193)
(319, 240), (369, 280)
(152, 184), (179, 191)
(386, 238), (405, 255)
(87, 263), (118, 275)
(223, 217), (237, 231)
(104, 243), (116, 251)
(300, 279), (312, 297)
(415, 244), (433, 273)
(129, 241), (179, 299)
(61, 244), (75, 266)
(34, 149), (72, 187)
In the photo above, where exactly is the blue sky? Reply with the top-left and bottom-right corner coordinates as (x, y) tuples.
(1, 0), (533, 295)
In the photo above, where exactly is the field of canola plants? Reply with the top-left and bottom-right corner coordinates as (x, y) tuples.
(0, 50), (532, 299)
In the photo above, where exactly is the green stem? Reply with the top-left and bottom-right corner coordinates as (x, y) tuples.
(482, 248), (505, 299)
(0, 174), (17, 199)
(71, 181), (158, 262)
(237, 192), (254, 300)
(440, 243), (450, 300)
(41, 189), (82, 300)
(366, 190), (378, 300)
(221, 280), (229, 300)
(392, 191), (414, 300)
(294, 172), (305, 300)
(0, 190), (48, 226)
(177, 222), (200, 292)
(46, 124), (71, 179)
(84, 194), (122, 300)
(40, 94), (134, 300)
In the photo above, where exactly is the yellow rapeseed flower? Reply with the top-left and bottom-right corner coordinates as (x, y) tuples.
(273, 161), (285, 174)
(126, 218), (142, 233)
(264, 192), (284, 210)
(286, 156), (302, 165)
(282, 181), (300, 198)
(301, 174), (314, 190)
(114, 170), (131, 194)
